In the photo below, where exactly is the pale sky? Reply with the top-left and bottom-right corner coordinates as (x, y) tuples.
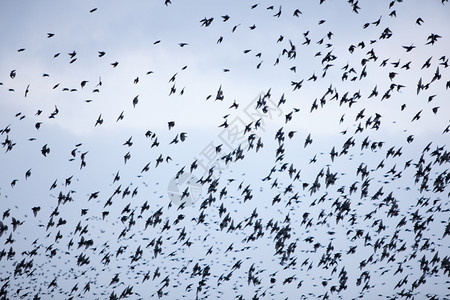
(0, 0), (449, 299)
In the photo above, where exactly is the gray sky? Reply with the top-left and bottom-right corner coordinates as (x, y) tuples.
(0, 0), (449, 299)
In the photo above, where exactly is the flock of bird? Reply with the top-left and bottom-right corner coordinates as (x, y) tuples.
(0, 0), (449, 299)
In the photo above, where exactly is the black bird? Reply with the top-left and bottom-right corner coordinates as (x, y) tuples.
(133, 95), (139, 107)
(41, 144), (50, 156)
(95, 114), (103, 126)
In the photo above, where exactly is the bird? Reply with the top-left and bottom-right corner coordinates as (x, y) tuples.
(116, 111), (125, 122)
(24, 84), (30, 97)
(304, 134), (312, 147)
(95, 114), (103, 126)
(25, 169), (31, 180)
(293, 9), (302, 16)
(132, 95), (139, 107)
(402, 44), (416, 52)
(31, 206), (41, 217)
(41, 144), (50, 156)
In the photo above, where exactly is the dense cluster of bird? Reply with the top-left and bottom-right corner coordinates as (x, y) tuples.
(0, 0), (449, 299)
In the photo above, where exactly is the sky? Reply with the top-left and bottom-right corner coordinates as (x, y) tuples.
(0, 0), (449, 299)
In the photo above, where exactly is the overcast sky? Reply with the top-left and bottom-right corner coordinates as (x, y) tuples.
(0, 0), (449, 299)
